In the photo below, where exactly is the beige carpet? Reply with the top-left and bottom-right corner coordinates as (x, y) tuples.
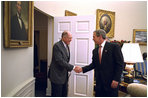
(118, 91), (128, 97)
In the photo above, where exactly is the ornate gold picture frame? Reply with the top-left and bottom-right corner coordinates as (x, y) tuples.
(65, 10), (77, 16)
(96, 9), (115, 38)
(4, 1), (34, 48)
(133, 29), (147, 45)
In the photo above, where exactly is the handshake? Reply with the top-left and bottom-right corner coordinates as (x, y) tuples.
(74, 66), (82, 73)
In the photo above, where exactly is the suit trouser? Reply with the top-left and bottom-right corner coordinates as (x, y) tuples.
(51, 82), (68, 97)
(95, 80), (119, 97)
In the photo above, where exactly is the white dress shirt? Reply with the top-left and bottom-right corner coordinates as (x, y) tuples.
(99, 40), (106, 57)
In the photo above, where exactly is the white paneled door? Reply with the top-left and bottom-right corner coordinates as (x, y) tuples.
(54, 15), (96, 97)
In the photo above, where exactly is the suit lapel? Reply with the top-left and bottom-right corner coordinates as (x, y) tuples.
(96, 47), (100, 64)
(101, 42), (110, 63)
(93, 47), (100, 64)
(59, 40), (70, 60)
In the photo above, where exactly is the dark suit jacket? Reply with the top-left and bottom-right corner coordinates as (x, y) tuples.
(49, 40), (74, 84)
(11, 14), (27, 40)
(82, 42), (124, 90)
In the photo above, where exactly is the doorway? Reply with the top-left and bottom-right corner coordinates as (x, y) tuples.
(34, 8), (53, 97)
(54, 15), (95, 97)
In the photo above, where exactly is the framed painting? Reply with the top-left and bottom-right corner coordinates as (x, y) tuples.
(96, 9), (115, 38)
(65, 10), (77, 16)
(4, 1), (34, 48)
(133, 29), (147, 45)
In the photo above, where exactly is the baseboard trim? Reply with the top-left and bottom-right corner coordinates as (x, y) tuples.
(46, 79), (51, 96)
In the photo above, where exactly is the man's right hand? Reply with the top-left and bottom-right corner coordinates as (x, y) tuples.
(74, 66), (82, 73)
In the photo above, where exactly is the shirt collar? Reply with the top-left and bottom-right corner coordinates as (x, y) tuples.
(17, 12), (19, 18)
(62, 40), (67, 48)
(17, 12), (21, 19)
(101, 40), (106, 48)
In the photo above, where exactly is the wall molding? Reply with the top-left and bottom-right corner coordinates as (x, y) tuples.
(6, 77), (35, 97)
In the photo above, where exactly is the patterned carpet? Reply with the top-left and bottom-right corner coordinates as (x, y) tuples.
(35, 90), (128, 97)
(118, 91), (128, 97)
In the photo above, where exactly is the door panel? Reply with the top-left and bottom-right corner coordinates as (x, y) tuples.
(74, 74), (88, 96)
(54, 15), (96, 97)
(75, 38), (89, 65)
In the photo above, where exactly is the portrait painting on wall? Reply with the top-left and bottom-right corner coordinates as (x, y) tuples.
(96, 9), (115, 38)
(11, 1), (29, 41)
(4, 1), (33, 48)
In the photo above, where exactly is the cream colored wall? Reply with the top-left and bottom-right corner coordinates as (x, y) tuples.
(1, 2), (34, 96)
(34, 1), (147, 53)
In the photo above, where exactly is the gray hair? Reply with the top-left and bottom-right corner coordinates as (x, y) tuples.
(61, 31), (68, 38)
(94, 29), (106, 39)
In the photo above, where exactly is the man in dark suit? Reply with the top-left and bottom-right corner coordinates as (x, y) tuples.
(48, 31), (79, 97)
(77, 29), (124, 97)
(11, 1), (27, 40)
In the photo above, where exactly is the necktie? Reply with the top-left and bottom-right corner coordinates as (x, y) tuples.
(66, 45), (70, 57)
(99, 45), (102, 64)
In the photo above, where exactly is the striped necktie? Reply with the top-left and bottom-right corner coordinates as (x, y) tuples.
(66, 45), (70, 58)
